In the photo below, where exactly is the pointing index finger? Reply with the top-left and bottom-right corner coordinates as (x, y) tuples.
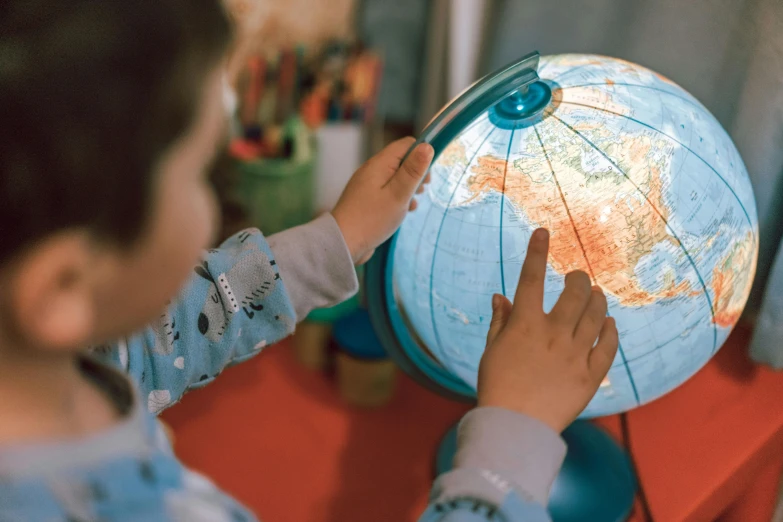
(511, 228), (550, 319)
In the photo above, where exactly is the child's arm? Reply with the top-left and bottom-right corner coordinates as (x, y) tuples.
(94, 138), (433, 413)
(419, 229), (619, 521)
(95, 225), (340, 414)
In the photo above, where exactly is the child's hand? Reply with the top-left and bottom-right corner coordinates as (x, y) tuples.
(477, 228), (619, 433)
(332, 137), (433, 265)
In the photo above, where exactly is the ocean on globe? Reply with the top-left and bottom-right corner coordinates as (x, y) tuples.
(392, 54), (758, 417)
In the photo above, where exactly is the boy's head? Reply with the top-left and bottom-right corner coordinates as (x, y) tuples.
(0, 1), (232, 352)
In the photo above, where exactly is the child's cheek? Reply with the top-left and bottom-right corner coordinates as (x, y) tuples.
(202, 181), (220, 248)
(157, 179), (214, 292)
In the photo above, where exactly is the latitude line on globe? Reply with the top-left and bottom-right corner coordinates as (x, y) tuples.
(616, 320), (702, 367)
(549, 63), (593, 84)
(551, 114), (719, 354)
(498, 128), (516, 297)
(556, 100), (757, 248)
(561, 82), (704, 110)
(537, 59), (554, 78)
(427, 129), (497, 357)
(534, 126), (641, 405)
(456, 116), (491, 145)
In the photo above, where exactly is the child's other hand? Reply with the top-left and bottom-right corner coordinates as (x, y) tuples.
(332, 137), (433, 265)
(477, 228), (619, 433)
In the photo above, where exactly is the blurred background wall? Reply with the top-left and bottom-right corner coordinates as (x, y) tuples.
(222, 0), (783, 354)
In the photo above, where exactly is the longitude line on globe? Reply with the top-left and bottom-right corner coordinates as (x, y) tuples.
(555, 101), (756, 248)
(534, 125), (641, 405)
(428, 127), (498, 355)
(498, 128), (516, 297)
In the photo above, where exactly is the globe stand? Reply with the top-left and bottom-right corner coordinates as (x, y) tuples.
(435, 420), (637, 522)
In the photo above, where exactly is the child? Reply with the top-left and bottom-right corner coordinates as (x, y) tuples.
(0, 2), (617, 521)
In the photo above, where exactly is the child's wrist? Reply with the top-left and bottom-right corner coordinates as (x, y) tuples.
(331, 211), (363, 265)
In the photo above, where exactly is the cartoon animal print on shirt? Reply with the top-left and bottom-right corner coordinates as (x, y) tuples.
(194, 232), (280, 342)
(151, 308), (179, 355)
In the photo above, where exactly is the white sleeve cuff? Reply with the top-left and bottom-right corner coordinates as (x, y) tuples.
(452, 407), (567, 506)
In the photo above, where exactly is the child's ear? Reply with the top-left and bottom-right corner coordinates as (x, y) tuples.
(7, 232), (96, 351)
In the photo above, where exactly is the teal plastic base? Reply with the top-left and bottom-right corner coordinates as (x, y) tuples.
(436, 420), (637, 522)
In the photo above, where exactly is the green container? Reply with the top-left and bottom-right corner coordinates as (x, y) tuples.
(235, 118), (317, 235)
(236, 156), (315, 236)
(308, 293), (360, 323)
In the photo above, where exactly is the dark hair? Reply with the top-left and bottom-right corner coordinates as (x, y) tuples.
(0, 1), (233, 262)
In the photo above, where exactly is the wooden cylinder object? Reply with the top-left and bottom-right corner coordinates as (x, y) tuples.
(293, 321), (332, 370)
(294, 287), (361, 370)
(336, 353), (396, 408)
(333, 308), (396, 408)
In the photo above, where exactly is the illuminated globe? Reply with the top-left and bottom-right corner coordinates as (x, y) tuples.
(367, 52), (758, 418)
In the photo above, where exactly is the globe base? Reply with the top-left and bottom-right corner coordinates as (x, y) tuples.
(435, 420), (637, 522)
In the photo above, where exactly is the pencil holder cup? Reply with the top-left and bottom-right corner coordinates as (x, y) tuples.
(235, 155), (316, 236)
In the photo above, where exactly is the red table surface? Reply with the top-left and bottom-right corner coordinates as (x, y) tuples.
(163, 324), (783, 522)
